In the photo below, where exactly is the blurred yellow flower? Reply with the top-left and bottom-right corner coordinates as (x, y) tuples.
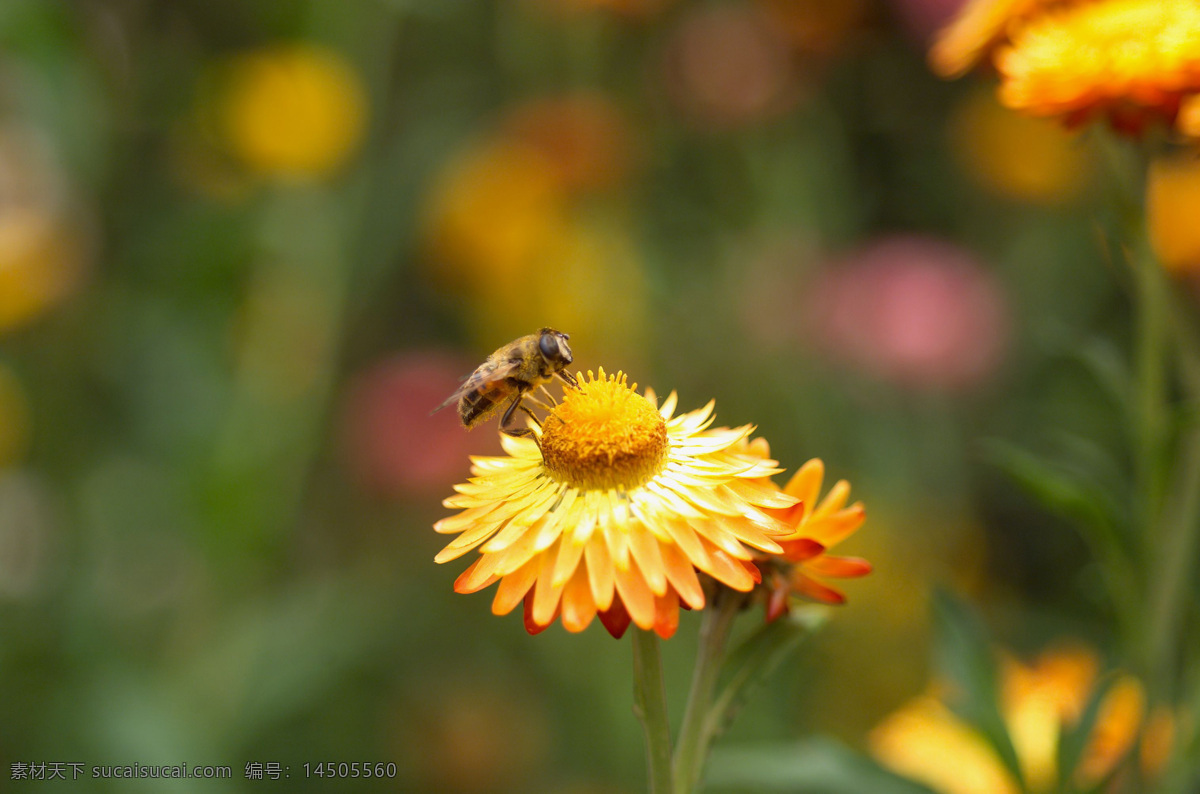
(435, 370), (797, 638)
(465, 214), (647, 363)
(1147, 151), (1200, 275)
(996, 0), (1200, 132)
(0, 208), (88, 333)
(872, 694), (1021, 794)
(424, 132), (647, 358)
(424, 140), (566, 291)
(221, 44), (366, 178)
(950, 88), (1090, 203)
(0, 364), (30, 467)
(871, 644), (1167, 793)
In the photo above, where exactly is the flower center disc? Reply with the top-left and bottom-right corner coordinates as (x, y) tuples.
(540, 371), (668, 491)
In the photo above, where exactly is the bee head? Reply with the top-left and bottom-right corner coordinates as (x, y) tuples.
(538, 328), (573, 367)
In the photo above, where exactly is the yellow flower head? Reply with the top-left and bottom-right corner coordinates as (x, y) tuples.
(996, 0), (1200, 132)
(434, 369), (799, 638)
(221, 44), (367, 178)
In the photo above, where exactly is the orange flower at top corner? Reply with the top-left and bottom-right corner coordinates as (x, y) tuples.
(931, 0), (1200, 135)
(434, 369), (869, 639)
(997, 0), (1200, 132)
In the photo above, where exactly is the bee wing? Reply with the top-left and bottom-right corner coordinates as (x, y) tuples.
(430, 360), (521, 415)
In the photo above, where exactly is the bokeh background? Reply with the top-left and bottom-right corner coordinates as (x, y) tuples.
(0, 0), (1188, 791)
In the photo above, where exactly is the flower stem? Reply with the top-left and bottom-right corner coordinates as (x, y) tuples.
(632, 628), (674, 794)
(672, 588), (745, 794)
(1146, 289), (1200, 696)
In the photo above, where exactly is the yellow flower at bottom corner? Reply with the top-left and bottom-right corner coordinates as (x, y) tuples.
(870, 694), (1020, 794)
(433, 369), (799, 639)
(1148, 151), (1200, 275)
(950, 87), (1090, 204)
(221, 43), (366, 179)
(1000, 644), (1098, 791)
(872, 643), (1153, 794)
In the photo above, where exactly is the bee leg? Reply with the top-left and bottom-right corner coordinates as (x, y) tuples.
(557, 370), (580, 390)
(517, 402), (543, 427)
(537, 383), (559, 406)
(499, 396), (535, 438)
(525, 393), (555, 412)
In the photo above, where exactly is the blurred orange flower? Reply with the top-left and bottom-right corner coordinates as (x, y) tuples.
(1147, 151), (1200, 275)
(221, 44), (367, 178)
(0, 127), (91, 333)
(871, 644), (1172, 793)
(424, 140), (565, 292)
(756, 457), (871, 618)
(997, 0), (1200, 132)
(0, 209), (88, 333)
(503, 94), (634, 192)
(755, 0), (868, 58)
(423, 125), (647, 357)
(949, 87), (1091, 203)
(435, 370), (797, 638)
(929, 0), (1070, 78)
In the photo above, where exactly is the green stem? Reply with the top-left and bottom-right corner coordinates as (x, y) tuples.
(632, 628), (674, 794)
(672, 588), (745, 794)
(1146, 290), (1200, 696)
(1134, 241), (1170, 539)
(1131, 237), (1172, 682)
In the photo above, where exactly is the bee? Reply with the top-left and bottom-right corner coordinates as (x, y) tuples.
(434, 328), (578, 438)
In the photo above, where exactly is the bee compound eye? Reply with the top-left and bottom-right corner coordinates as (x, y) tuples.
(539, 333), (558, 359)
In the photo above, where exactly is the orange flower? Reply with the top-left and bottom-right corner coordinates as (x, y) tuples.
(996, 0), (1200, 132)
(756, 458), (871, 619)
(435, 370), (797, 638)
(929, 0), (1069, 79)
(1147, 151), (1200, 275)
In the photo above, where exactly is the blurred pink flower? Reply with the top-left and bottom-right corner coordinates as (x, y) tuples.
(806, 235), (1009, 391)
(660, 4), (799, 129)
(887, 0), (967, 43)
(341, 351), (501, 499)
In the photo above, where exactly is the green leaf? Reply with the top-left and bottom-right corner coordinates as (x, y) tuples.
(931, 590), (1026, 791)
(981, 439), (1136, 610)
(705, 738), (937, 794)
(1060, 338), (1133, 418)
